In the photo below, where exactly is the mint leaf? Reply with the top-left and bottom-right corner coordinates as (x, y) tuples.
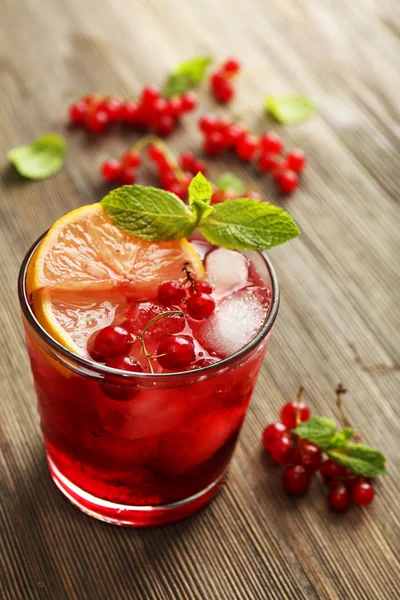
(198, 198), (300, 251)
(328, 444), (388, 477)
(327, 427), (354, 449)
(188, 172), (213, 207)
(266, 95), (316, 124)
(101, 185), (195, 241)
(163, 56), (212, 97)
(216, 172), (245, 194)
(8, 133), (67, 179)
(291, 416), (336, 451)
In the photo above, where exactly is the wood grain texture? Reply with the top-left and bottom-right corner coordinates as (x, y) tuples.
(1, 0), (399, 598)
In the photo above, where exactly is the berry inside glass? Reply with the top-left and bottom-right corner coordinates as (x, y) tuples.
(18, 205), (279, 526)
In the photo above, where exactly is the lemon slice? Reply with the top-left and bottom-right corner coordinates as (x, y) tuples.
(28, 203), (204, 356)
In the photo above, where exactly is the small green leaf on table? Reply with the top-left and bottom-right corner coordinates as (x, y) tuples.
(163, 56), (213, 97)
(216, 172), (245, 194)
(8, 133), (67, 179)
(266, 95), (316, 124)
(327, 444), (388, 478)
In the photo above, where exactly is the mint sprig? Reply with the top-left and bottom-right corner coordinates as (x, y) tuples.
(100, 173), (300, 251)
(292, 418), (387, 478)
(266, 95), (316, 124)
(163, 56), (213, 98)
(8, 133), (67, 179)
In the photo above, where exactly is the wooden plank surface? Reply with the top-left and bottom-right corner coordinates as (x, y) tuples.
(1, 0), (399, 598)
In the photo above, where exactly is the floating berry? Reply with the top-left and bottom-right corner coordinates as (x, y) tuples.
(121, 151), (141, 169)
(276, 170), (299, 195)
(91, 326), (133, 361)
(236, 134), (258, 161)
(328, 484), (351, 512)
(260, 132), (284, 155)
(100, 357), (143, 401)
(282, 465), (310, 495)
(190, 281), (213, 295)
(186, 293), (215, 320)
(262, 422), (287, 452)
(351, 480), (375, 506)
(280, 400), (311, 429)
(157, 281), (186, 306)
(286, 149), (307, 173)
(120, 167), (137, 185)
(101, 159), (121, 182)
(157, 334), (195, 370)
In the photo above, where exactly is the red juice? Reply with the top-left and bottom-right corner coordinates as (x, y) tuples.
(19, 236), (279, 526)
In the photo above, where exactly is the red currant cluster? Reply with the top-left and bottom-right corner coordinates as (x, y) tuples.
(209, 58), (241, 104)
(68, 87), (197, 136)
(101, 150), (141, 184)
(88, 270), (216, 394)
(262, 392), (376, 512)
(199, 114), (306, 194)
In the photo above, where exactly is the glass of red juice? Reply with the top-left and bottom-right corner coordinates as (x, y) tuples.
(18, 236), (279, 526)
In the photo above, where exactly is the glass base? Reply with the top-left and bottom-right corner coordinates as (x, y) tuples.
(47, 456), (224, 527)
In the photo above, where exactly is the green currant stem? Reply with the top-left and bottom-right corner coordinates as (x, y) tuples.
(131, 134), (161, 154)
(138, 310), (185, 373)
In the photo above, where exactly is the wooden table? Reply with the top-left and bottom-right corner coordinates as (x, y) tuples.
(1, 1), (399, 598)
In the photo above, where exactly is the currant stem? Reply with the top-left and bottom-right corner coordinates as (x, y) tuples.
(295, 386), (304, 427)
(182, 261), (196, 292)
(335, 384), (361, 443)
(131, 134), (161, 154)
(139, 310), (185, 373)
(349, 342), (400, 373)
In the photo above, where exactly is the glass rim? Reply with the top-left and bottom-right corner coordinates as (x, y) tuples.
(18, 233), (280, 380)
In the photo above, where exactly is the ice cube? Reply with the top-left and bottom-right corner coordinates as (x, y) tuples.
(206, 248), (249, 295)
(198, 288), (268, 358)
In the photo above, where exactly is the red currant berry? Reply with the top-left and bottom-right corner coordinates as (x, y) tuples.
(181, 91), (197, 112)
(211, 190), (227, 204)
(258, 153), (281, 173)
(319, 460), (351, 481)
(154, 114), (175, 136)
(280, 401), (311, 429)
(69, 100), (88, 124)
(192, 159), (208, 175)
(157, 335), (195, 370)
(141, 85), (161, 107)
(215, 80), (234, 104)
(286, 149), (307, 173)
(186, 293), (215, 320)
(269, 434), (294, 465)
(222, 58), (241, 76)
(262, 422), (287, 452)
(224, 124), (246, 147)
(260, 132), (284, 154)
(236, 134), (259, 161)
(98, 97), (123, 122)
(210, 72), (225, 90)
(281, 465), (310, 495)
(190, 281), (213, 295)
(179, 151), (196, 171)
(100, 357), (143, 401)
(119, 167), (137, 185)
(121, 151), (141, 169)
(147, 144), (165, 164)
(160, 170), (177, 189)
(165, 97), (183, 118)
(351, 480), (375, 506)
(101, 159), (122, 182)
(121, 101), (140, 125)
(301, 441), (322, 473)
(91, 326), (133, 361)
(157, 281), (186, 306)
(199, 113), (218, 134)
(204, 131), (224, 156)
(215, 116), (231, 132)
(85, 110), (109, 134)
(328, 485), (351, 512)
(81, 95), (94, 105)
(168, 181), (187, 199)
(277, 170), (299, 194)
(151, 97), (168, 118)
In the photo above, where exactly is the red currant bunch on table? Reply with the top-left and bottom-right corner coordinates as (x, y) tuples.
(209, 58), (241, 104)
(261, 386), (383, 512)
(198, 113), (307, 195)
(68, 87), (197, 137)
